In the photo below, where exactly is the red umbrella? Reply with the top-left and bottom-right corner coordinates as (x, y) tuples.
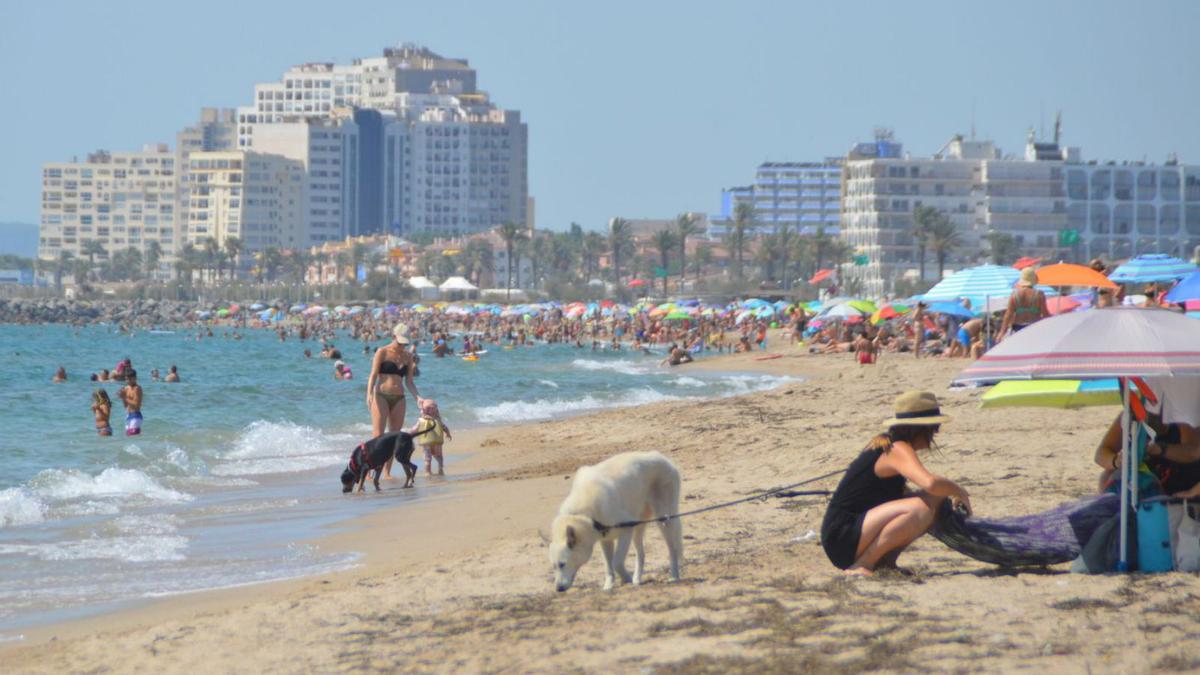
(809, 269), (833, 284)
(1045, 296), (1081, 315)
(627, 279), (647, 288)
(1013, 256), (1042, 270)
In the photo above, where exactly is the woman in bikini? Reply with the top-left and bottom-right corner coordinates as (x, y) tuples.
(367, 324), (423, 479)
(91, 389), (113, 436)
(999, 267), (1050, 339)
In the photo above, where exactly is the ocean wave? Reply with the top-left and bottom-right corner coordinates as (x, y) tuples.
(0, 488), (46, 528)
(537, 379), (560, 389)
(671, 376), (708, 388)
(31, 468), (193, 505)
(473, 387), (686, 424)
(211, 420), (354, 477)
(570, 358), (650, 376)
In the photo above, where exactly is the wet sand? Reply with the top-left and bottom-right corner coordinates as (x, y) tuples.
(5, 340), (1200, 673)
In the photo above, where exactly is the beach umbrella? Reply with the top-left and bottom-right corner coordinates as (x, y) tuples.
(216, 308), (229, 317)
(1036, 263), (1118, 289)
(665, 310), (691, 320)
(871, 303), (910, 324)
(1109, 254), (1198, 284)
(955, 307), (1200, 382)
(742, 298), (771, 309)
(1012, 256), (1042, 270)
(195, 310), (212, 319)
(755, 306), (775, 318)
(805, 300), (823, 312)
(289, 304), (306, 313)
(980, 379), (1120, 409)
(809, 269), (834, 284)
(921, 264), (1020, 304)
(628, 279), (647, 288)
(1045, 296), (1082, 315)
(820, 303), (866, 319)
(228, 304), (241, 313)
(735, 309), (755, 324)
(927, 301), (977, 319)
(846, 299), (878, 314)
(249, 302), (266, 311)
(1164, 271), (1200, 303)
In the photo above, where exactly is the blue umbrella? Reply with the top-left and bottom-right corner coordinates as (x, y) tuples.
(1165, 271), (1200, 303)
(742, 298), (771, 309)
(927, 301), (978, 319)
(921, 265), (1020, 304)
(1110, 254), (1197, 284)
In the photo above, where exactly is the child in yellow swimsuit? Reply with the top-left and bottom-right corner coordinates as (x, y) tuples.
(411, 399), (452, 476)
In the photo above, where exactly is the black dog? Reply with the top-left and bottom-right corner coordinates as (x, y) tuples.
(340, 431), (419, 493)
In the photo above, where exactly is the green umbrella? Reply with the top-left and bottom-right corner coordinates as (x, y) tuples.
(980, 379), (1120, 409)
(665, 310), (691, 320)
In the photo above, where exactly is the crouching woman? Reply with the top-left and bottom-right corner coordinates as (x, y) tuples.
(821, 391), (972, 574)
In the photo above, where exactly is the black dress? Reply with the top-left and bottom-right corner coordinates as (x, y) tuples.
(821, 446), (907, 569)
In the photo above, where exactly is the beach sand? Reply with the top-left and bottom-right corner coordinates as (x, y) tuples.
(5, 342), (1200, 673)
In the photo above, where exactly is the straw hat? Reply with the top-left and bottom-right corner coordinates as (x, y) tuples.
(392, 324), (411, 345)
(1017, 267), (1037, 287)
(883, 390), (952, 427)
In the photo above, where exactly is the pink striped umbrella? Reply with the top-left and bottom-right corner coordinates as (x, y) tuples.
(954, 307), (1200, 384)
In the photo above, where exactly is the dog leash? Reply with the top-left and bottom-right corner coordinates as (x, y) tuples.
(590, 468), (845, 536)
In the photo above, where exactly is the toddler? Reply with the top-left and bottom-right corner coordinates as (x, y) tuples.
(410, 399), (452, 476)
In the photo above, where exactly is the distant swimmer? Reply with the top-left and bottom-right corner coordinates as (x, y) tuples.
(91, 389), (113, 436)
(52, 365), (67, 382)
(165, 365), (180, 383)
(117, 369), (143, 436)
(661, 343), (694, 367)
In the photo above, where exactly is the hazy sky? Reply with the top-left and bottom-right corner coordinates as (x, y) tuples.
(2, 0), (1197, 230)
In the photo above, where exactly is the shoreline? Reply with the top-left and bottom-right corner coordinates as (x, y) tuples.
(6, 345), (1199, 673)
(0, 344), (796, 646)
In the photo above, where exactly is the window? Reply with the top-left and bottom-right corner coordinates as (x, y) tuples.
(1090, 170), (1111, 200)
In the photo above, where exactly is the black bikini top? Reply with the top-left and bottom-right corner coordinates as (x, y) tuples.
(379, 360), (408, 377)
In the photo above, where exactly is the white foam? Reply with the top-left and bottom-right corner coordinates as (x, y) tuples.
(31, 468), (192, 505)
(570, 358), (649, 376)
(212, 421), (353, 477)
(537, 379), (560, 389)
(0, 488), (46, 528)
(671, 376), (708, 388)
(473, 388), (685, 424)
(0, 535), (188, 563)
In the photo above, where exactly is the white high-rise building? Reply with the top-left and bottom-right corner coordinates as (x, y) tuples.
(249, 116), (360, 245)
(184, 151), (305, 260)
(236, 44), (527, 237)
(38, 145), (178, 276)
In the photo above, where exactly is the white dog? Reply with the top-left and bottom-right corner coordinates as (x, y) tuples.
(548, 451), (683, 592)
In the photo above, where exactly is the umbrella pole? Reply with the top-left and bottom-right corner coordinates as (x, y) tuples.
(1118, 379), (1131, 571)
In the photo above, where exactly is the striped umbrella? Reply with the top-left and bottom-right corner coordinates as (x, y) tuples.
(1109, 254), (1198, 284)
(954, 307), (1200, 383)
(921, 265), (1021, 305)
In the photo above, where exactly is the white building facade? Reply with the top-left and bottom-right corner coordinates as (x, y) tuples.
(184, 151), (305, 259)
(38, 145), (178, 275)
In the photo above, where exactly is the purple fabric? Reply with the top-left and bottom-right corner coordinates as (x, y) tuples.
(931, 493), (1119, 566)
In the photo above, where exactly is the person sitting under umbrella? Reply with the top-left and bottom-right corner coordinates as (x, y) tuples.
(1094, 410), (1200, 497)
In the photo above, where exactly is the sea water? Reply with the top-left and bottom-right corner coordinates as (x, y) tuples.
(0, 324), (792, 634)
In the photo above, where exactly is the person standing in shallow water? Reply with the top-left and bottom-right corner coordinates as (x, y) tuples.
(91, 389), (113, 436)
(117, 370), (144, 436)
(821, 391), (971, 575)
(367, 324), (423, 479)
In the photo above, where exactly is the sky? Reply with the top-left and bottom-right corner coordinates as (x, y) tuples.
(2, 0), (1198, 232)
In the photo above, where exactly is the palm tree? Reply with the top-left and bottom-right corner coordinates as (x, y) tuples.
(689, 244), (713, 278)
(202, 237), (221, 285)
(80, 239), (107, 281)
(529, 233), (550, 290)
(777, 222), (792, 290)
(930, 218), (962, 280)
(122, 247), (144, 282)
(581, 231), (605, 284)
(789, 234), (813, 280)
(811, 225), (834, 274)
(675, 212), (701, 284)
(607, 217), (633, 293)
(144, 241), (163, 280)
(224, 236), (243, 280)
(258, 246), (283, 283)
(50, 251), (73, 292)
(911, 205), (942, 282)
(729, 203), (754, 281)
(175, 243), (198, 285)
(498, 221), (527, 301)
(464, 239), (494, 287)
(652, 228), (678, 295)
(286, 249), (312, 287)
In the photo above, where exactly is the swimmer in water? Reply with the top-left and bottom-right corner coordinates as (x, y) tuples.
(92, 389), (113, 436)
(52, 365), (67, 382)
(117, 369), (143, 436)
(165, 365), (180, 383)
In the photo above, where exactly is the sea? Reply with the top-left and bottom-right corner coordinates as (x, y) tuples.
(0, 324), (792, 636)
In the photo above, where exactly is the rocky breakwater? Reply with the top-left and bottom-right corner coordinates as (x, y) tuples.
(0, 299), (196, 326)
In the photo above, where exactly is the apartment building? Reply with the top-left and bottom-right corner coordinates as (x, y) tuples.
(184, 151), (305, 258)
(842, 129), (1200, 297)
(236, 44), (527, 238)
(176, 108), (238, 257)
(712, 160), (842, 241)
(38, 145), (178, 275)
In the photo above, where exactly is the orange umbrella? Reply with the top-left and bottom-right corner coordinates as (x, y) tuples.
(809, 269), (833, 284)
(1035, 263), (1118, 289)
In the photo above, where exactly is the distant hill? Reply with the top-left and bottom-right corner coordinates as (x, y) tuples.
(0, 222), (38, 258)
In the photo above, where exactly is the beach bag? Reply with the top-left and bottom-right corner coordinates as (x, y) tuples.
(1137, 501), (1173, 572)
(1171, 500), (1200, 572)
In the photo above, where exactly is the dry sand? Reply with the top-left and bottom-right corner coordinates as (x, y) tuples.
(5, 342), (1200, 673)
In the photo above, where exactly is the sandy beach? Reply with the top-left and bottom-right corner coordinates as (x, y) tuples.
(5, 340), (1200, 674)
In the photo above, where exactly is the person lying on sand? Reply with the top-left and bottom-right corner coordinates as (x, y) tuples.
(821, 391), (971, 575)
